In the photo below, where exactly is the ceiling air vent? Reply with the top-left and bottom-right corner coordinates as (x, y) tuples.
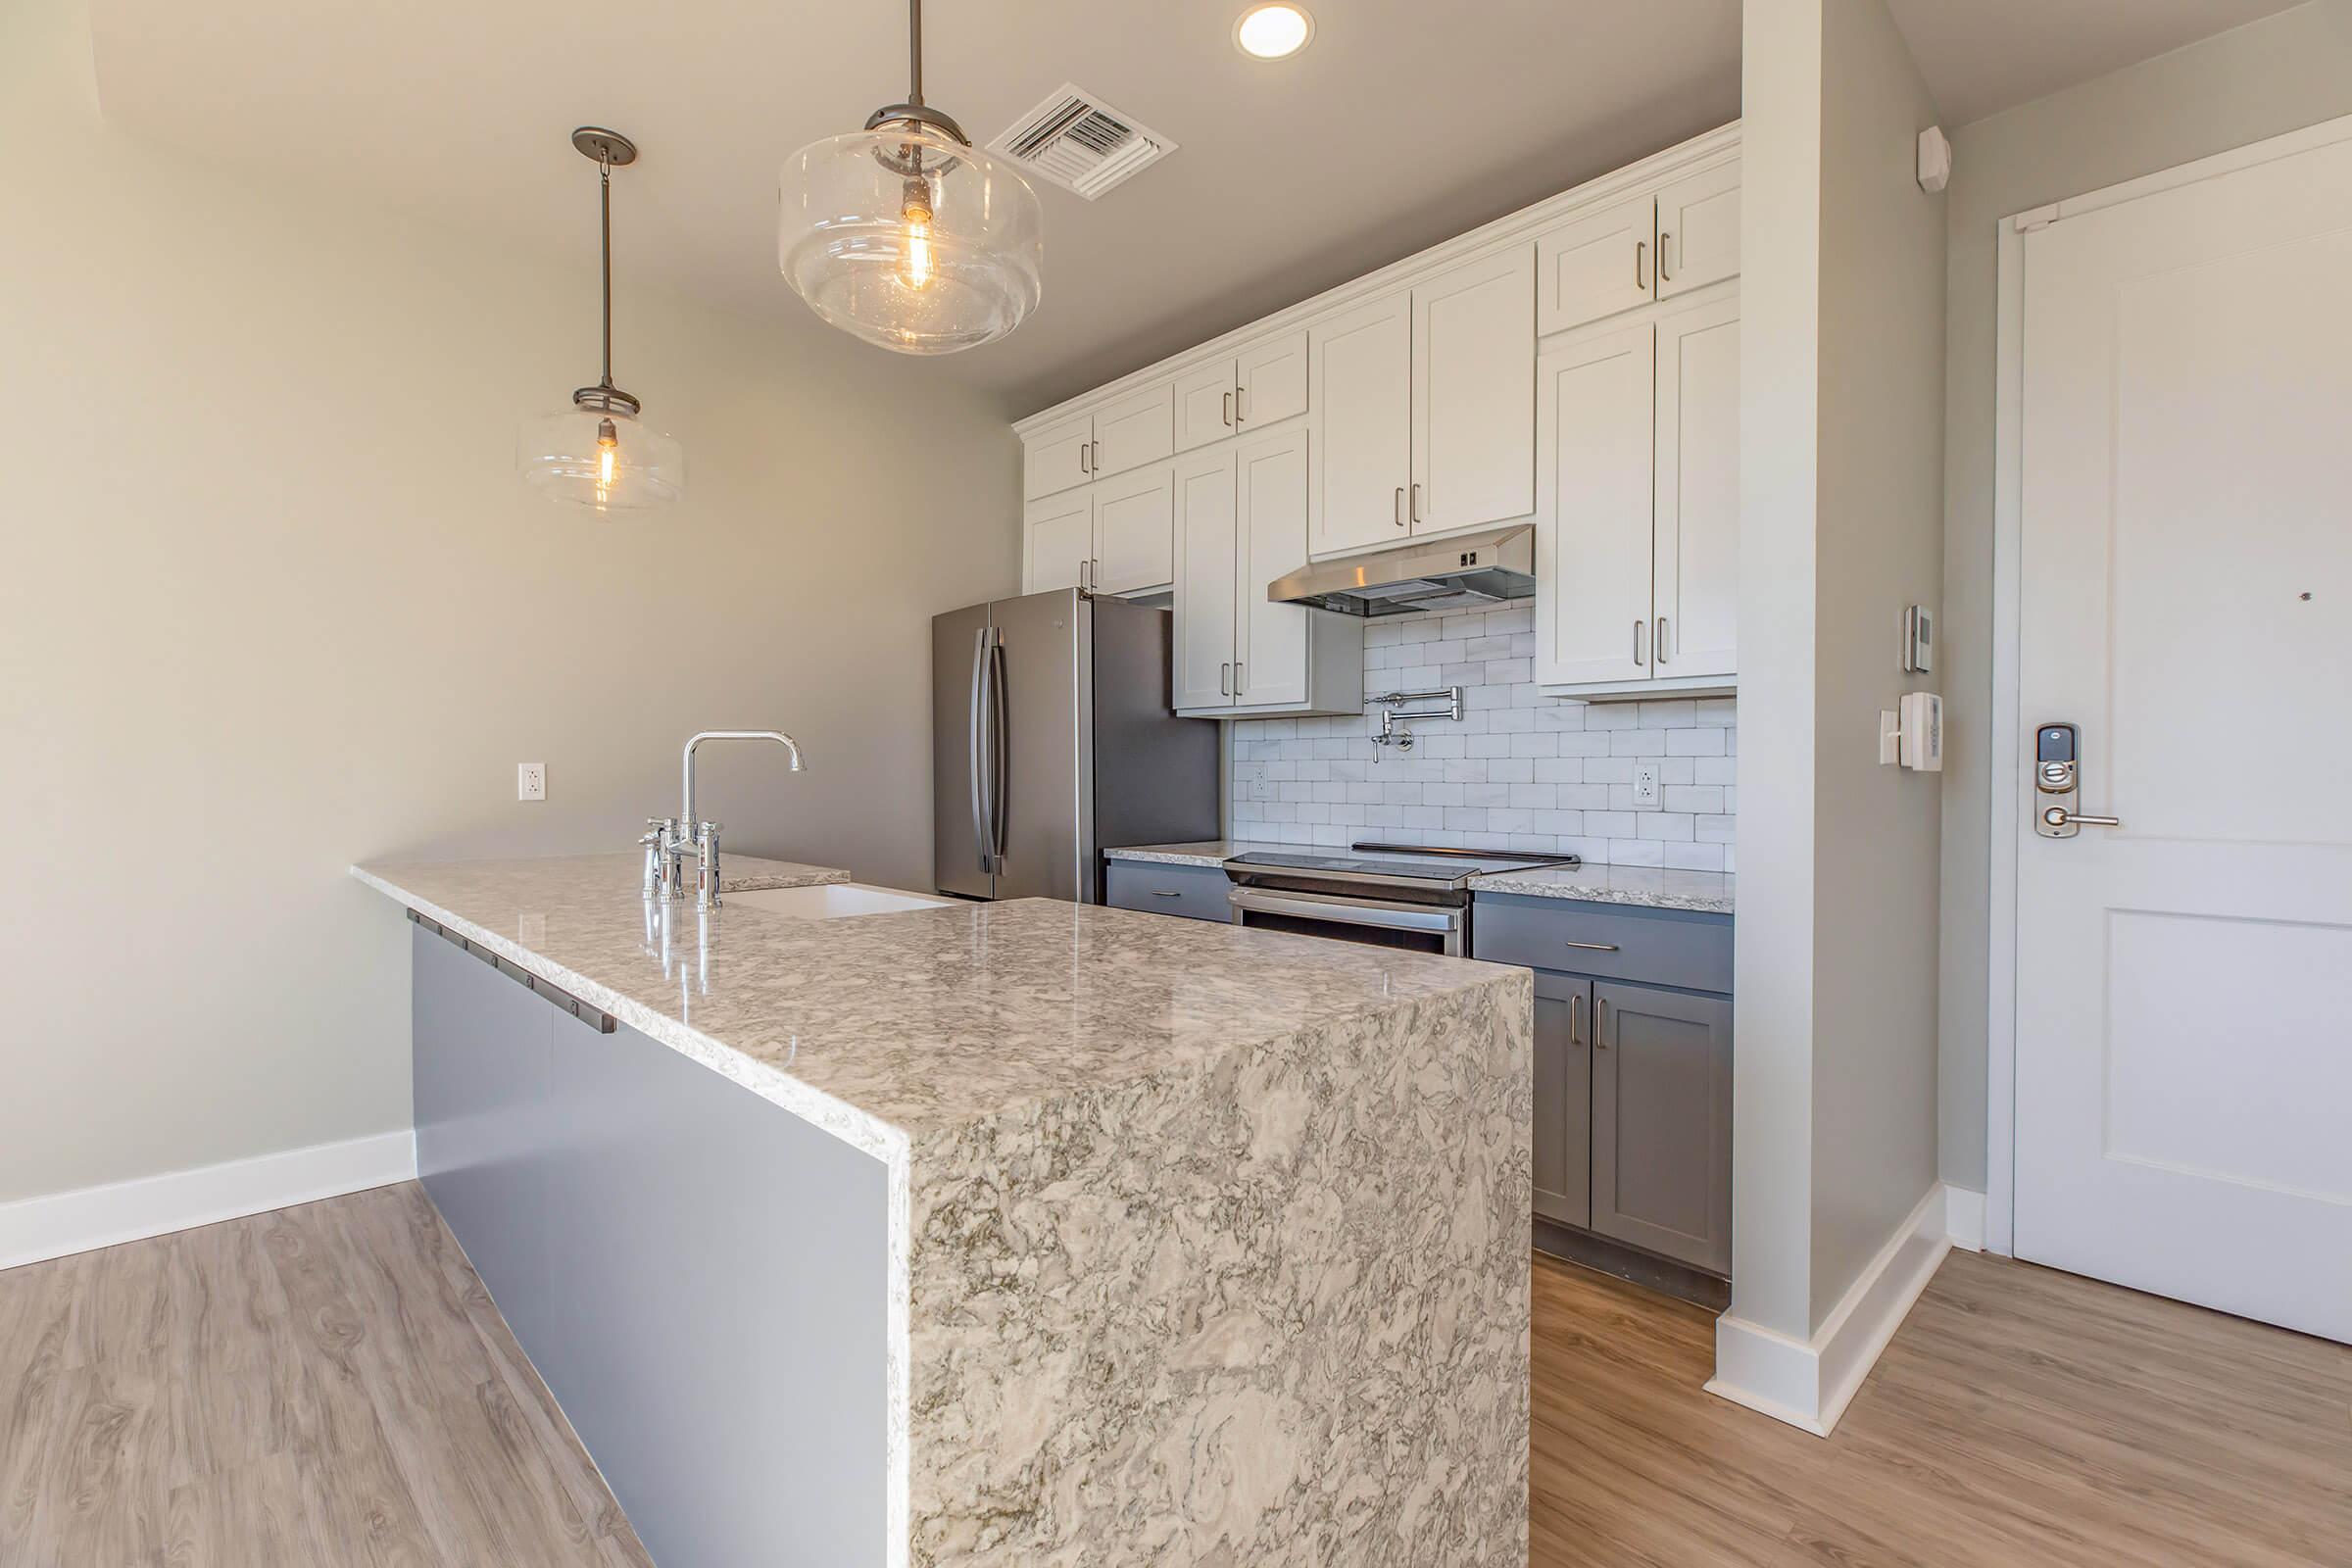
(987, 85), (1176, 201)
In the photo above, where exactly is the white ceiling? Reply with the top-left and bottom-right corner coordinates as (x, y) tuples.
(86, 0), (2308, 416)
(1884, 0), (2309, 127)
(88, 0), (1740, 414)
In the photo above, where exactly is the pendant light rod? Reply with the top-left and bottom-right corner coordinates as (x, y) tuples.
(568, 127), (642, 417)
(907, 0), (923, 107)
(598, 152), (614, 388)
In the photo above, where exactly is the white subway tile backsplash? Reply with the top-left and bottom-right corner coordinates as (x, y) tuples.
(1230, 602), (1738, 868)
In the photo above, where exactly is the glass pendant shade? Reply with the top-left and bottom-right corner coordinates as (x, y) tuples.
(518, 403), (684, 511)
(779, 122), (1043, 355)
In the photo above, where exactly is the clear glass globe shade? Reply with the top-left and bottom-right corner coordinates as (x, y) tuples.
(778, 122), (1044, 355)
(516, 405), (685, 511)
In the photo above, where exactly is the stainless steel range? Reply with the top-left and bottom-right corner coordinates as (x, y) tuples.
(1222, 843), (1578, 956)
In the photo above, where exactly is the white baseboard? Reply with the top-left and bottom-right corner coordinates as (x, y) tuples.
(1944, 1185), (1985, 1252)
(1705, 1181), (1966, 1438)
(0, 1131), (417, 1272)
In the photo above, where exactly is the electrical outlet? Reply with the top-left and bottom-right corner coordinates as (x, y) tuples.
(517, 762), (546, 802)
(1633, 762), (1661, 808)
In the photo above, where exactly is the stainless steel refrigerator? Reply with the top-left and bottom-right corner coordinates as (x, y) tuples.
(933, 590), (1220, 903)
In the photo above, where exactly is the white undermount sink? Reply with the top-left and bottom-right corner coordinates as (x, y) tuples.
(723, 882), (955, 920)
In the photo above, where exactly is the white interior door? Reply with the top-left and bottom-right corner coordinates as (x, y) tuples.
(1308, 290), (1411, 556)
(1535, 323), (1653, 688)
(1172, 450), (1238, 711)
(2013, 133), (2352, 1344)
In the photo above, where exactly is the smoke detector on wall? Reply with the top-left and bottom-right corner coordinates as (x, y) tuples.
(987, 85), (1176, 200)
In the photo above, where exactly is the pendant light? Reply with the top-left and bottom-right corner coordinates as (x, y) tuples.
(777, 0), (1044, 355)
(518, 128), (684, 511)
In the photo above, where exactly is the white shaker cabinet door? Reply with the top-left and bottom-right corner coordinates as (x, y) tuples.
(1536, 324), (1655, 688)
(1023, 412), (1094, 501)
(1536, 194), (1655, 335)
(1091, 381), (1175, 478)
(1024, 489), (1095, 596)
(1652, 298), (1740, 678)
(1172, 450), (1240, 711)
(1411, 243), (1535, 535)
(1174, 360), (1238, 452)
(1308, 290), (1412, 556)
(1655, 161), (1742, 300)
(1235, 328), (1308, 429)
(1235, 427), (1311, 709)
(1091, 464), (1175, 597)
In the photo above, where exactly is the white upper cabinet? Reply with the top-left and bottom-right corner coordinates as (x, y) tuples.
(1652, 297), (1740, 677)
(1024, 413), (1096, 502)
(1090, 464), (1176, 597)
(1024, 488), (1095, 595)
(1655, 164), (1741, 301)
(1412, 244), (1535, 536)
(1172, 451), (1240, 710)
(1090, 382), (1175, 478)
(1537, 194), (1656, 336)
(1235, 427), (1310, 709)
(1175, 362), (1239, 451)
(1309, 290), (1414, 555)
(1236, 330), (1308, 430)
(1537, 324), (1655, 688)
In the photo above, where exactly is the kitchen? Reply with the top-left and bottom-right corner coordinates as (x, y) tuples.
(7, 1), (2349, 1565)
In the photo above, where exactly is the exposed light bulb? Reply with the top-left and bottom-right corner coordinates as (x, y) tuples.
(596, 416), (618, 496)
(900, 177), (936, 291)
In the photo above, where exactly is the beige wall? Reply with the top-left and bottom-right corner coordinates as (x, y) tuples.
(1732, 0), (1944, 1342)
(0, 2), (1020, 1204)
(1936, 0), (2352, 1191)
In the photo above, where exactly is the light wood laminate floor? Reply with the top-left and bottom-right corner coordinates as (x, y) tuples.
(4, 1187), (2347, 1565)
(0, 1183), (651, 1567)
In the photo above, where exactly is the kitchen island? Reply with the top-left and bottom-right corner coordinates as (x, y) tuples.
(354, 853), (1532, 1568)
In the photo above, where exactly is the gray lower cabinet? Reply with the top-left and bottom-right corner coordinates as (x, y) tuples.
(412, 923), (891, 1568)
(1102, 858), (1233, 921)
(1592, 980), (1733, 1276)
(1531, 972), (1591, 1227)
(1475, 893), (1734, 1278)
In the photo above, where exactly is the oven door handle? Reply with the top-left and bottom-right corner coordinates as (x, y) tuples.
(1226, 886), (1466, 939)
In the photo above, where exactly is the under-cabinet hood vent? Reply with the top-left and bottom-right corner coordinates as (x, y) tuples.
(986, 84), (1176, 200)
(1266, 525), (1539, 617)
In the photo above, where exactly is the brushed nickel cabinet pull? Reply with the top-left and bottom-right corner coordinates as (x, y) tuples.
(1570, 992), (1585, 1047)
(1636, 239), (1647, 290)
(1659, 230), (1674, 281)
(1633, 619), (1645, 666)
(1561, 940), (1620, 953)
(1237, 384), (1249, 422)
(1224, 391), (1234, 427)
(1221, 662), (1232, 697)
(1656, 615), (1670, 664)
(1595, 996), (1610, 1048)
(1395, 486), (1406, 528)
(1410, 482), (1423, 525)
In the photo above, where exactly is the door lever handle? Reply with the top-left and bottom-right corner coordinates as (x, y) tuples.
(2042, 808), (2121, 829)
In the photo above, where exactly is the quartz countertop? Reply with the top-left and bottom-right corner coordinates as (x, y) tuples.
(1102, 839), (1278, 866)
(353, 852), (1523, 1153)
(1469, 861), (1736, 914)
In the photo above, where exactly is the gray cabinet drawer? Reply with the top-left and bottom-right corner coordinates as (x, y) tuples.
(1104, 859), (1233, 923)
(1472, 895), (1732, 993)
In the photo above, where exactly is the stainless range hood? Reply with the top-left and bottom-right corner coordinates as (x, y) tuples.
(1265, 524), (1537, 617)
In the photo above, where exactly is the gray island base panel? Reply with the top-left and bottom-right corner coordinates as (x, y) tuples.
(358, 853), (1533, 1568)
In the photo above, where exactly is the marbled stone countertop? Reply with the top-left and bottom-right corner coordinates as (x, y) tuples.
(353, 852), (1523, 1152)
(1102, 839), (1280, 866)
(1469, 861), (1736, 914)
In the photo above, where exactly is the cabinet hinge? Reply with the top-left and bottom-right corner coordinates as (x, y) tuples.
(2012, 204), (2061, 234)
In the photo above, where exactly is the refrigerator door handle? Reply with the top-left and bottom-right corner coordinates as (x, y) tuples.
(989, 635), (1011, 862)
(968, 626), (996, 873)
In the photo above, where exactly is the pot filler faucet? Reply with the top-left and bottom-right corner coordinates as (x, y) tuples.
(642, 731), (806, 907)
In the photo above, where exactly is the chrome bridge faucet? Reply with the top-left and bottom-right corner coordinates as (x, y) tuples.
(642, 730), (806, 907)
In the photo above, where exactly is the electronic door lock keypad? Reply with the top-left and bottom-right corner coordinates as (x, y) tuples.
(2035, 723), (2078, 795)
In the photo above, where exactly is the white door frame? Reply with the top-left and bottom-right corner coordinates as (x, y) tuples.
(1984, 111), (2352, 1256)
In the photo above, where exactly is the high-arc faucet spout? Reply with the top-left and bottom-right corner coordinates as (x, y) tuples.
(681, 730), (806, 834)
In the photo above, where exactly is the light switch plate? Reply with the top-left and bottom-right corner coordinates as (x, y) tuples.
(517, 762), (546, 802)
(1633, 762), (1661, 808)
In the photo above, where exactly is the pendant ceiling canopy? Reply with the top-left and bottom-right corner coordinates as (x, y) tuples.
(518, 127), (684, 511)
(777, 0), (1044, 356)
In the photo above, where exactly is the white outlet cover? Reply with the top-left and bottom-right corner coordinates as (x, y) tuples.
(517, 762), (546, 801)
(1633, 763), (1661, 808)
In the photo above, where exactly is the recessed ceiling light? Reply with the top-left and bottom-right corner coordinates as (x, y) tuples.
(1235, 3), (1314, 60)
